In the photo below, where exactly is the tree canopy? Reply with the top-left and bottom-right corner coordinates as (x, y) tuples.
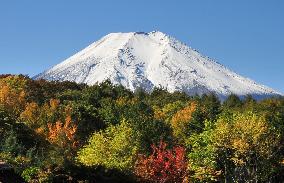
(1, 75), (284, 182)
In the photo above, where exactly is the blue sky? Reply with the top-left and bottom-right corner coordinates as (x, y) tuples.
(0, 0), (283, 93)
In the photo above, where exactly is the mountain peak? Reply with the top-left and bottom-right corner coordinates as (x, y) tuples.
(35, 31), (281, 100)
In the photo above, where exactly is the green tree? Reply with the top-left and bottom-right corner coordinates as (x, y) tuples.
(200, 93), (221, 121)
(222, 94), (243, 110)
(187, 120), (220, 182)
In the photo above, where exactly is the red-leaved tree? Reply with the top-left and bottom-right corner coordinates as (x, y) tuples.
(135, 141), (188, 183)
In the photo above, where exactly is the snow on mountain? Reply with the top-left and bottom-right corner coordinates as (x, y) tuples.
(34, 31), (282, 99)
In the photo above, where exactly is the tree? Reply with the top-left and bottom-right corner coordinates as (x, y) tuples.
(20, 102), (40, 128)
(222, 94), (243, 109)
(212, 111), (281, 182)
(135, 141), (188, 183)
(77, 119), (139, 172)
(171, 102), (197, 143)
(200, 93), (221, 121)
(0, 76), (27, 119)
(47, 115), (77, 149)
(114, 97), (172, 152)
(187, 120), (221, 182)
(20, 99), (71, 133)
(243, 95), (256, 109)
(153, 100), (185, 122)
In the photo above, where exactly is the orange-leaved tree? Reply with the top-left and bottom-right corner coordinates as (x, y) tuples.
(47, 115), (78, 149)
(0, 76), (27, 118)
(171, 102), (197, 143)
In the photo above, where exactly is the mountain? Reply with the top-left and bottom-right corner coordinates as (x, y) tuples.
(34, 31), (281, 99)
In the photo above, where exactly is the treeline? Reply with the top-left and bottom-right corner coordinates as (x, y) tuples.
(0, 74), (284, 182)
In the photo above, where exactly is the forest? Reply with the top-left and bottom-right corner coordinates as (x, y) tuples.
(0, 74), (284, 182)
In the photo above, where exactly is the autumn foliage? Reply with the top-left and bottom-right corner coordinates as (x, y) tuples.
(0, 80), (26, 117)
(135, 141), (188, 183)
(171, 102), (197, 141)
(47, 115), (78, 148)
(1, 75), (284, 182)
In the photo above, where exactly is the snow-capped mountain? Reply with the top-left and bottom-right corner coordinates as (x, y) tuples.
(35, 31), (281, 99)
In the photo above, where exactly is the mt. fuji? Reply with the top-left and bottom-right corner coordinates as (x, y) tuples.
(35, 31), (281, 99)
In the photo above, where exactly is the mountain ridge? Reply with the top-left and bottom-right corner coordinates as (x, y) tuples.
(34, 31), (282, 100)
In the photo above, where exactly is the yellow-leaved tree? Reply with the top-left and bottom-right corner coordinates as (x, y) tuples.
(77, 119), (139, 172)
(212, 112), (281, 182)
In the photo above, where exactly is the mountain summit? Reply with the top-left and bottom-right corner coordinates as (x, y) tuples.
(35, 31), (281, 99)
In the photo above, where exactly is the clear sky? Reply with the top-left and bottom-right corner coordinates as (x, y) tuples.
(0, 0), (283, 93)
